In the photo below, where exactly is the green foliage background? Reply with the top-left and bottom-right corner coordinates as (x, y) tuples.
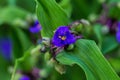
(0, 0), (120, 80)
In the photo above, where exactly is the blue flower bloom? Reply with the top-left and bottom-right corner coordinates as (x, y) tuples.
(29, 20), (42, 33)
(19, 75), (30, 80)
(0, 37), (12, 60)
(116, 21), (120, 43)
(52, 26), (76, 47)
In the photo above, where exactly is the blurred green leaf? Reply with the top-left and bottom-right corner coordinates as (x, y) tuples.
(93, 24), (103, 42)
(56, 39), (120, 80)
(50, 65), (86, 80)
(108, 58), (120, 73)
(8, 0), (16, 6)
(101, 35), (119, 54)
(0, 56), (11, 80)
(0, 6), (28, 25)
(10, 27), (32, 59)
(93, 24), (103, 48)
(58, 0), (72, 17)
(0, 0), (7, 7)
(108, 0), (120, 4)
(16, 0), (36, 13)
(36, 0), (70, 37)
(71, 0), (101, 20)
(108, 6), (120, 20)
(12, 28), (32, 52)
(11, 45), (41, 80)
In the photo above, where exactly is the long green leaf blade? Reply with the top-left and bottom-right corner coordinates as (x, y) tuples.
(36, 0), (70, 37)
(56, 39), (120, 80)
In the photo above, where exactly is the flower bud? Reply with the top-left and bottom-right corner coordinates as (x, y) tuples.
(31, 45), (41, 55)
(42, 37), (51, 46)
(66, 44), (74, 51)
(80, 19), (90, 26)
(88, 13), (97, 22)
(101, 26), (109, 34)
(39, 69), (48, 78)
(74, 23), (83, 32)
(55, 63), (66, 74)
(44, 52), (51, 61)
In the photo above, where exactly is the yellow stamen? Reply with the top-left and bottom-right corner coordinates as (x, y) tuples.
(59, 36), (66, 40)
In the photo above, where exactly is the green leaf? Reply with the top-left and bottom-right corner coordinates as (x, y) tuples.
(101, 35), (119, 54)
(93, 24), (103, 42)
(58, 0), (72, 17)
(8, 0), (16, 6)
(108, 6), (120, 20)
(0, 0), (7, 7)
(108, 58), (120, 73)
(71, 0), (101, 20)
(0, 56), (11, 80)
(56, 39), (120, 80)
(108, 0), (120, 4)
(36, 0), (70, 37)
(16, 0), (36, 13)
(11, 45), (41, 80)
(93, 24), (103, 48)
(0, 6), (28, 25)
(10, 27), (32, 59)
(50, 65), (86, 80)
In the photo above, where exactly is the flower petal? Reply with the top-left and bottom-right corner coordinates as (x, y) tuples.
(116, 21), (120, 43)
(52, 26), (76, 47)
(0, 37), (12, 60)
(29, 20), (42, 33)
(19, 75), (30, 80)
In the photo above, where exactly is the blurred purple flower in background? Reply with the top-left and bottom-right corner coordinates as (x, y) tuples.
(116, 21), (120, 43)
(19, 75), (30, 80)
(0, 37), (12, 60)
(106, 19), (118, 33)
(52, 26), (76, 47)
(29, 20), (42, 33)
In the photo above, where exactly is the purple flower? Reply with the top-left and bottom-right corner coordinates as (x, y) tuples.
(106, 19), (118, 33)
(106, 19), (112, 28)
(52, 26), (76, 47)
(0, 37), (12, 60)
(116, 22), (120, 43)
(29, 20), (42, 33)
(19, 75), (30, 80)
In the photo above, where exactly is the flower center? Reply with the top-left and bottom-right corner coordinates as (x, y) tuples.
(59, 36), (66, 40)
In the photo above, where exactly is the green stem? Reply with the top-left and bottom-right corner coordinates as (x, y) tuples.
(11, 60), (18, 80)
(11, 58), (23, 80)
